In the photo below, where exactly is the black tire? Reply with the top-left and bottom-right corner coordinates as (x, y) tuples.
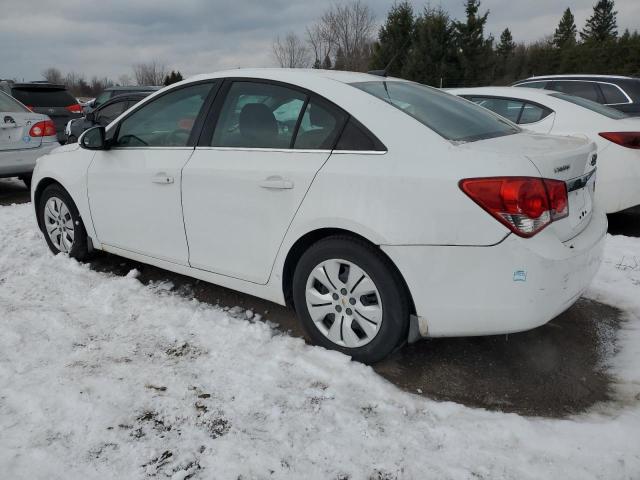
(38, 183), (90, 260)
(19, 174), (32, 188)
(66, 135), (77, 145)
(292, 236), (410, 364)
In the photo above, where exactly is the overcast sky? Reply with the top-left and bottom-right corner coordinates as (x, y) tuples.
(1, 0), (638, 83)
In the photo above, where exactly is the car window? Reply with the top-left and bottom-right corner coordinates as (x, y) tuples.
(94, 91), (112, 107)
(96, 101), (128, 126)
(212, 82), (306, 149)
(519, 103), (552, 124)
(294, 99), (345, 150)
(335, 118), (386, 151)
(550, 92), (627, 119)
(599, 83), (629, 104)
(0, 91), (29, 113)
(11, 88), (76, 107)
(114, 83), (212, 147)
(352, 81), (519, 142)
(551, 81), (600, 102)
(515, 81), (548, 89)
(469, 97), (524, 123)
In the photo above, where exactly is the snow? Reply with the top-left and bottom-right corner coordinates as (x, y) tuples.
(0, 202), (639, 479)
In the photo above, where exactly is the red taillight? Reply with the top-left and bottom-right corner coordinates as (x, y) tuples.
(459, 177), (569, 238)
(65, 104), (82, 113)
(26, 105), (35, 111)
(29, 120), (56, 137)
(599, 132), (640, 149)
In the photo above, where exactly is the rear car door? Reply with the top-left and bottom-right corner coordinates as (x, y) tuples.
(87, 81), (216, 264)
(182, 79), (347, 284)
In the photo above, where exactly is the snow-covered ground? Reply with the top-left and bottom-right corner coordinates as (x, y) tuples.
(0, 203), (639, 480)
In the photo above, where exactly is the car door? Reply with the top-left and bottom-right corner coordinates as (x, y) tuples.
(182, 79), (347, 284)
(87, 81), (216, 264)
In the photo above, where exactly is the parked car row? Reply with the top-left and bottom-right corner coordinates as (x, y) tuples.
(30, 69), (608, 363)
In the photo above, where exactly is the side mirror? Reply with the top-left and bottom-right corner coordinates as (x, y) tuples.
(80, 126), (108, 150)
(86, 111), (95, 122)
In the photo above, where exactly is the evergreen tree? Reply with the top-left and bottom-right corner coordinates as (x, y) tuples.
(370, 1), (415, 76)
(496, 28), (515, 58)
(322, 53), (332, 70)
(580, 0), (618, 42)
(403, 7), (456, 86)
(334, 47), (346, 70)
(553, 8), (577, 48)
(452, 0), (493, 86)
(163, 70), (183, 86)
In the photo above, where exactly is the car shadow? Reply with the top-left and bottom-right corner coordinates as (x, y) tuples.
(0, 177), (30, 205)
(88, 251), (622, 418)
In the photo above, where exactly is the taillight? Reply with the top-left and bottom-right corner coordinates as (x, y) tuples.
(599, 132), (640, 149)
(26, 105), (35, 111)
(65, 104), (82, 113)
(29, 120), (56, 137)
(459, 177), (569, 238)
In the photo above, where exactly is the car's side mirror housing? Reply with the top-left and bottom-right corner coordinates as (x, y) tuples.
(80, 126), (109, 150)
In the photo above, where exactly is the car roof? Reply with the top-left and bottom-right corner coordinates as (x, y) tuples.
(447, 86), (558, 101)
(515, 74), (639, 82)
(106, 85), (162, 91)
(99, 92), (151, 106)
(12, 82), (67, 90)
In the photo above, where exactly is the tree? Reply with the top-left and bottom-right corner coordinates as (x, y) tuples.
(581, 0), (618, 42)
(403, 7), (455, 86)
(496, 28), (515, 58)
(42, 67), (63, 84)
(307, 22), (335, 69)
(370, 1), (415, 76)
(163, 70), (184, 86)
(132, 61), (168, 86)
(452, 0), (493, 86)
(553, 8), (577, 48)
(272, 32), (310, 68)
(118, 74), (133, 86)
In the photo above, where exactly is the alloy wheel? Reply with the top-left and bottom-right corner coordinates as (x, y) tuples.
(43, 197), (75, 253)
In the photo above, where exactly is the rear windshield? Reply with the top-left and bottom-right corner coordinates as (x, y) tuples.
(351, 81), (520, 142)
(0, 91), (29, 113)
(11, 88), (76, 108)
(550, 92), (628, 119)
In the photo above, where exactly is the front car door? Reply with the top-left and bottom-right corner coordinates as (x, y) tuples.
(182, 79), (347, 284)
(87, 82), (217, 265)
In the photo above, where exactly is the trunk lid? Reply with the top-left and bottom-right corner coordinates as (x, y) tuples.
(0, 112), (43, 151)
(465, 132), (597, 241)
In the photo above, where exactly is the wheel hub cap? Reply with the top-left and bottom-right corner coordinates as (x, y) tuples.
(43, 197), (74, 253)
(305, 259), (383, 348)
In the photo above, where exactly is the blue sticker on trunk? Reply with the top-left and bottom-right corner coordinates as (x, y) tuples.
(513, 270), (527, 282)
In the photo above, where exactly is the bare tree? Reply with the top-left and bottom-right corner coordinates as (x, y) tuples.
(272, 32), (310, 68)
(42, 67), (64, 84)
(118, 73), (133, 86)
(132, 61), (168, 86)
(318, 0), (376, 71)
(306, 22), (335, 68)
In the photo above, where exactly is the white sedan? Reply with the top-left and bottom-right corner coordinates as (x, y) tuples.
(449, 86), (640, 214)
(31, 70), (606, 363)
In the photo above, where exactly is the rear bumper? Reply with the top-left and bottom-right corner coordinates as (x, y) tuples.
(0, 142), (60, 177)
(382, 209), (607, 337)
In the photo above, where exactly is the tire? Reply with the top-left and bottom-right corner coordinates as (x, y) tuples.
(66, 135), (77, 145)
(19, 174), (32, 188)
(292, 236), (410, 364)
(38, 183), (90, 260)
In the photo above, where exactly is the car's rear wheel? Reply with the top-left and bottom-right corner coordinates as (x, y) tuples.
(38, 184), (89, 260)
(292, 236), (410, 364)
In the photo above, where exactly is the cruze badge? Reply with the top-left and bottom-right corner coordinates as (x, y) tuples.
(554, 164), (570, 173)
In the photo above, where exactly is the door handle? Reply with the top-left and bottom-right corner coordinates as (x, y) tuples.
(152, 173), (174, 185)
(259, 176), (294, 190)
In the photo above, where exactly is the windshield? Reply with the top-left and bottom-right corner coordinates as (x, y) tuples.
(550, 92), (628, 119)
(0, 91), (29, 113)
(351, 81), (520, 142)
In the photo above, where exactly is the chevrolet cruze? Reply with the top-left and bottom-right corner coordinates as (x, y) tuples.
(31, 69), (606, 363)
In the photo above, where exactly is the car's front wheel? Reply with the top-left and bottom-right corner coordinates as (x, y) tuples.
(38, 184), (89, 260)
(292, 236), (410, 364)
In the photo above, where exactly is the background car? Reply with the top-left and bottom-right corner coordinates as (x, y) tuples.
(512, 75), (640, 116)
(0, 81), (82, 143)
(31, 69), (605, 363)
(86, 85), (161, 111)
(0, 90), (59, 187)
(449, 86), (640, 214)
(65, 92), (151, 143)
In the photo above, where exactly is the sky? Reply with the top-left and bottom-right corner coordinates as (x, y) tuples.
(1, 0), (638, 83)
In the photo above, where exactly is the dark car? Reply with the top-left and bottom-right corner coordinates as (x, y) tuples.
(0, 82), (82, 142)
(512, 75), (640, 116)
(64, 92), (152, 143)
(89, 85), (161, 111)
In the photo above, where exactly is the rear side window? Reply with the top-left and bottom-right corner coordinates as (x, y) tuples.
(519, 103), (552, 124)
(551, 81), (600, 102)
(515, 81), (548, 89)
(352, 81), (519, 142)
(469, 97), (524, 123)
(0, 91), (28, 113)
(11, 88), (76, 107)
(335, 118), (386, 151)
(212, 82), (306, 149)
(294, 99), (346, 150)
(598, 83), (629, 105)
